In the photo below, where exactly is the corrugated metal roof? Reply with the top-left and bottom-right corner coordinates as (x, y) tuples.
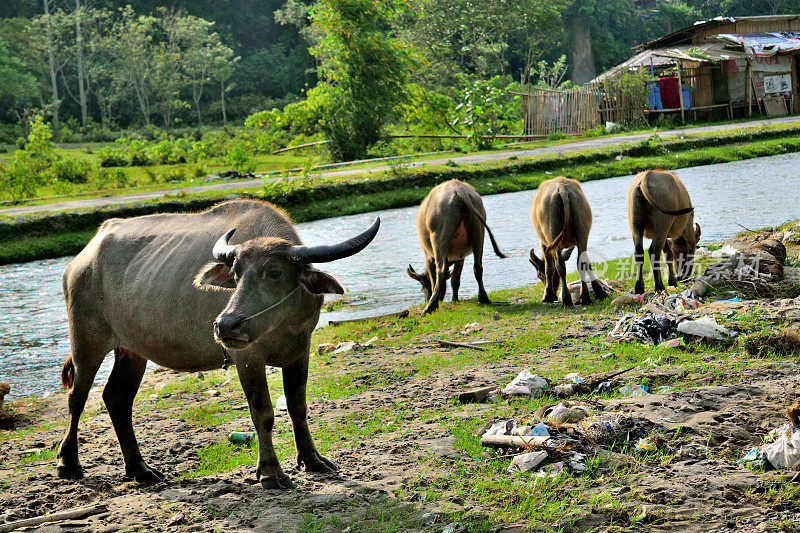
(717, 32), (800, 56)
(638, 14), (800, 50)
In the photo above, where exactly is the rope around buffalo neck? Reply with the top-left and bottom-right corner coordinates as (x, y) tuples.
(240, 286), (302, 323)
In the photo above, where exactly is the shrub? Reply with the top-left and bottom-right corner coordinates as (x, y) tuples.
(0, 116), (57, 200)
(52, 158), (92, 183)
(96, 167), (129, 189)
(99, 146), (129, 167)
(223, 141), (255, 172)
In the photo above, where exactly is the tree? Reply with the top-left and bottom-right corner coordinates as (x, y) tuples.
(308, 0), (415, 161)
(212, 49), (238, 125)
(109, 6), (156, 125)
(182, 16), (235, 130)
(0, 22), (39, 125)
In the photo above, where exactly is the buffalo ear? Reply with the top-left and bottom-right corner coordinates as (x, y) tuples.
(529, 249), (545, 270)
(695, 223), (702, 241)
(194, 262), (236, 290)
(300, 268), (344, 295)
(561, 247), (575, 261)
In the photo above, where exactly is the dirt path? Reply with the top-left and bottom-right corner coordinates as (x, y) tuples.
(2, 116), (797, 218)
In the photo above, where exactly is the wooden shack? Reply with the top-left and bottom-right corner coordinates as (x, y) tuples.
(592, 15), (800, 120)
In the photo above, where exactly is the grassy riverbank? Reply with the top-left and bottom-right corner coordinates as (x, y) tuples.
(2, 221), (800, 531)
(2, 122), (800, 265)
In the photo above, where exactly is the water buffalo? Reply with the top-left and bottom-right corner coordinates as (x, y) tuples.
(529, 177), (607, 306)
(57, 199), (380, 489)
(627, 169), (701, 294)
(407, 180), (506, 314)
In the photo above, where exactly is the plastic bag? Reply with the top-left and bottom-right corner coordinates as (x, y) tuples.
(677, 316), (738, 340)
(503, 369), (548, 397)
(763, 430), (800, 469)
(507, 450), (548, 473)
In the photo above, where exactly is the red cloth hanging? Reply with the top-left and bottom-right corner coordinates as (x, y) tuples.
(659, 76), (681, 109)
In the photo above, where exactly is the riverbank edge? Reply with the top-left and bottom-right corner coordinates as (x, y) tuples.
(2, 124), (800, 265)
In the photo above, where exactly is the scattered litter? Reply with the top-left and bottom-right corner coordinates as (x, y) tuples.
(229, 431), (254, 444)
(205, 389), (220, 398)
(710, 245), (740, 258)
(567, 279), (623, 301)
(333, 341), (357, 354)
(503, 369), (548, 398)
(565, 373), (587, 384)
(608, 311), (677, 345)
(462, 322), (484, 334)
(168, 512), (186, 526)
(717, 296), (742, 303)
(507, 450), (549, 473)
(655, 386), (674, 394)
(636, 436), (657, 452)
(316, 343), (335, 355)
(457, 386), (500, 404)
(542, 402), (592, 425)
(763, 427), (800, 469)
(659, 338), (685, 349)
(690, 240), (786, 298)
(275, 395), (287, 410)
(601, 352), (614, 359)
(529, 422), (550, 437)
(677, 316), (738, 341)
(155, 383), (167, 391)
(619, 383), (650, 397)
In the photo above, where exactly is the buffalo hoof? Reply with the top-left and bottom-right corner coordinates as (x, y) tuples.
(634, 281), (645, 295)
(130, 467), (166, 484)
(581, 296), (592, 306)
(478, 294), (491, 305)
(299, 452), (337, 473)
(261, 476), (295, 490)
(57, 464), (84, 480)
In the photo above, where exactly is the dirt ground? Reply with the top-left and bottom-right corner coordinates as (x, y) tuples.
(3, 224), (800, 532)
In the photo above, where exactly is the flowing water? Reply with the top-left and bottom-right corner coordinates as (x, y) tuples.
(3, 152), (800, 398)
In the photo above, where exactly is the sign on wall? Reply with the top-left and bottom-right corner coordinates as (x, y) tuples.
(764, 74), (792, 94)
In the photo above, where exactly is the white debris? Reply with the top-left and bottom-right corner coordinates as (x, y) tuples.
(677, 316), (738, 340)
(710, 245), (740, 258)
(275, 394), (287, 410)
(503, 369), (548, 397)
(507, 450), (548, 474)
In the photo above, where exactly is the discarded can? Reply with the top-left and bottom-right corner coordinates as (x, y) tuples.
(229, 431), (254, 444)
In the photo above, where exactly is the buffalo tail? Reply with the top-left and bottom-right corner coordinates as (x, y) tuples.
(544, 187), (571, 256)
(61, 355), (75, 390)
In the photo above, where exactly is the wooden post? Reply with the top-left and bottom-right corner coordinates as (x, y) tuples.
(676, 60), (685, 124)
(746, 57), (753, 117)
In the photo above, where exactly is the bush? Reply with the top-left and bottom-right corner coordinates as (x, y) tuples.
(52, 158), (92, 183)
(0, 116), (57, 200)
(96, 167), (129, 189)
(99, 146), (128, 167)
(223, 141), (255, 172)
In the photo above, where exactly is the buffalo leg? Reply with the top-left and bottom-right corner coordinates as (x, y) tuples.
(576, 248), (592, 305)
(238, 359), (293, 489)
(283, 356), (336, 474)
(423, 258), (448, 313)
(57, 343), (107, 480)
(649, 228), (669, 293)
(578, 249), (608, 301)
(663, 241), (678, 287)
(542, 251), (558, 303)
(450, 260), (465, 302)
(556, 252), (573, 307)
(103, 348), (163, 482)
(633, 232), (646, 295)
(467, 225), (490, 304)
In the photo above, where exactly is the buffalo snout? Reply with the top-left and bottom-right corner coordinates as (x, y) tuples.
(214, 314), (249, 346)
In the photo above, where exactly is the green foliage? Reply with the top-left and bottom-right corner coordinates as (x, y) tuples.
(51, 158), (92, 183)
(0, 116), (57, 200)
(452, 76), (518, 149)
(309, 0), (415, 161)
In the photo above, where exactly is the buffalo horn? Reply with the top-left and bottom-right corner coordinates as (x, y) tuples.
(291, 217), (380, 263)
(212, 228), (238, 264)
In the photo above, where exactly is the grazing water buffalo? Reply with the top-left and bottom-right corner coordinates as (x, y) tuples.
(57, 199), (379, 489)
(407, 180), (506, 314)
(529, 177), (607, 306)
(627, 169), (701, 294)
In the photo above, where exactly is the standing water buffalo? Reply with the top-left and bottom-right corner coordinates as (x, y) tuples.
(627, 169), (701, 294)
(529, 177), (607, 306)
(407, 180), (506, 313)
(57, 199), (379, 489)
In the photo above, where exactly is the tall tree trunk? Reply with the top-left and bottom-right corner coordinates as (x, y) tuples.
(75, 0), (88, 134)
(569, 17), (596, 85)
(220, 80), (227, 125)
(43, 0), (60, 137)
